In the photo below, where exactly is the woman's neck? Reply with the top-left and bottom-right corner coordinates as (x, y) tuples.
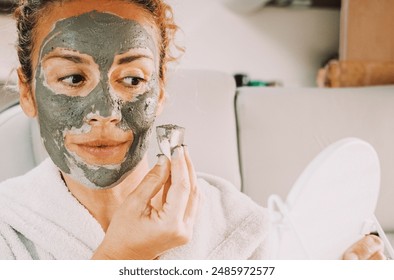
(61, 156), (150, 231)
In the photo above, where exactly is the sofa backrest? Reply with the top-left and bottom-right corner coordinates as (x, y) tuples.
(236, 86), (394, 231)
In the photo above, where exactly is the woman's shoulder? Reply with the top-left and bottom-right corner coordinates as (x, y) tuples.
(160, 172), (272, 260)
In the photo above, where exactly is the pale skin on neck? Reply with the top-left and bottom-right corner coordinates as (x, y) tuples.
(18, 0), (165, 232)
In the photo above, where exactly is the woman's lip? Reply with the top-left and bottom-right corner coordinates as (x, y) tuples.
(70, 140), (132, 165)
(75, 139), (130, 147)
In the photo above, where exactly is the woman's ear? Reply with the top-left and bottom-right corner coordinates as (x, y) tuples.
(17, 68), (37, 117)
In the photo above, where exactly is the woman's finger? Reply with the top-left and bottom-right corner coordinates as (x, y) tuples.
(162, 176), (172, 205)
(343, 235), (384, 260)
(164, 146), (191, 218)
(369, 251), (386, 260)
(131, 155), (170, 208)
(183, 145), (199, 224)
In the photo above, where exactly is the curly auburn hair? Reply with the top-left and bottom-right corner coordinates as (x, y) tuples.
(14, 0), (180, 86)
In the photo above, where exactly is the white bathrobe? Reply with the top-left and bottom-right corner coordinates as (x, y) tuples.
(0, 158), (271, 260)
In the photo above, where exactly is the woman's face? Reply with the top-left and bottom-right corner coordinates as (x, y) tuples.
(26, 0), (163, 189)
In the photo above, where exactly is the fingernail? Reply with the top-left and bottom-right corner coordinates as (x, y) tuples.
(345, 253), (359, 260)
(171, 145), (183, 159)
(157, 154), (167, 166)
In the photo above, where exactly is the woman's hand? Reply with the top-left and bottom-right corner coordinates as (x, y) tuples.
(92, 146), (199, 260)
(343, 235), (385, 260)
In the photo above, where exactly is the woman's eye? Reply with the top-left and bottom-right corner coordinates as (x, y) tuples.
(59, 74), (86, 87)
(121, 76), (145, 87)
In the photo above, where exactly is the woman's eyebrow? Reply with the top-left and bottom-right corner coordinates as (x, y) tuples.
(117, 54), (153, 65)
(43, 54), (89, 64)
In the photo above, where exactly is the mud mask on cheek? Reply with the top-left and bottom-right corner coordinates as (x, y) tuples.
(34, 11), (160, 189)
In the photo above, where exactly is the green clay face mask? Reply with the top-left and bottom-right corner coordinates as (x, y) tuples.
(35, 11), (160, 189)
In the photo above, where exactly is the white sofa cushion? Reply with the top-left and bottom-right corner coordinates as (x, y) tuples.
(0, 105), (36, 180)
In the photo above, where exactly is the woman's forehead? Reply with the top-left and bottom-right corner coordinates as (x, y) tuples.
(39, 11), (157, 70)
(32, 0), (160, 70)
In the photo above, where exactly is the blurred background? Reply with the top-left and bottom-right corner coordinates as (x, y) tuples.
(0, 0), (340, 86)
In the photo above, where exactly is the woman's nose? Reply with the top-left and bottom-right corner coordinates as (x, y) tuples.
(86, 112), (121, 125)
